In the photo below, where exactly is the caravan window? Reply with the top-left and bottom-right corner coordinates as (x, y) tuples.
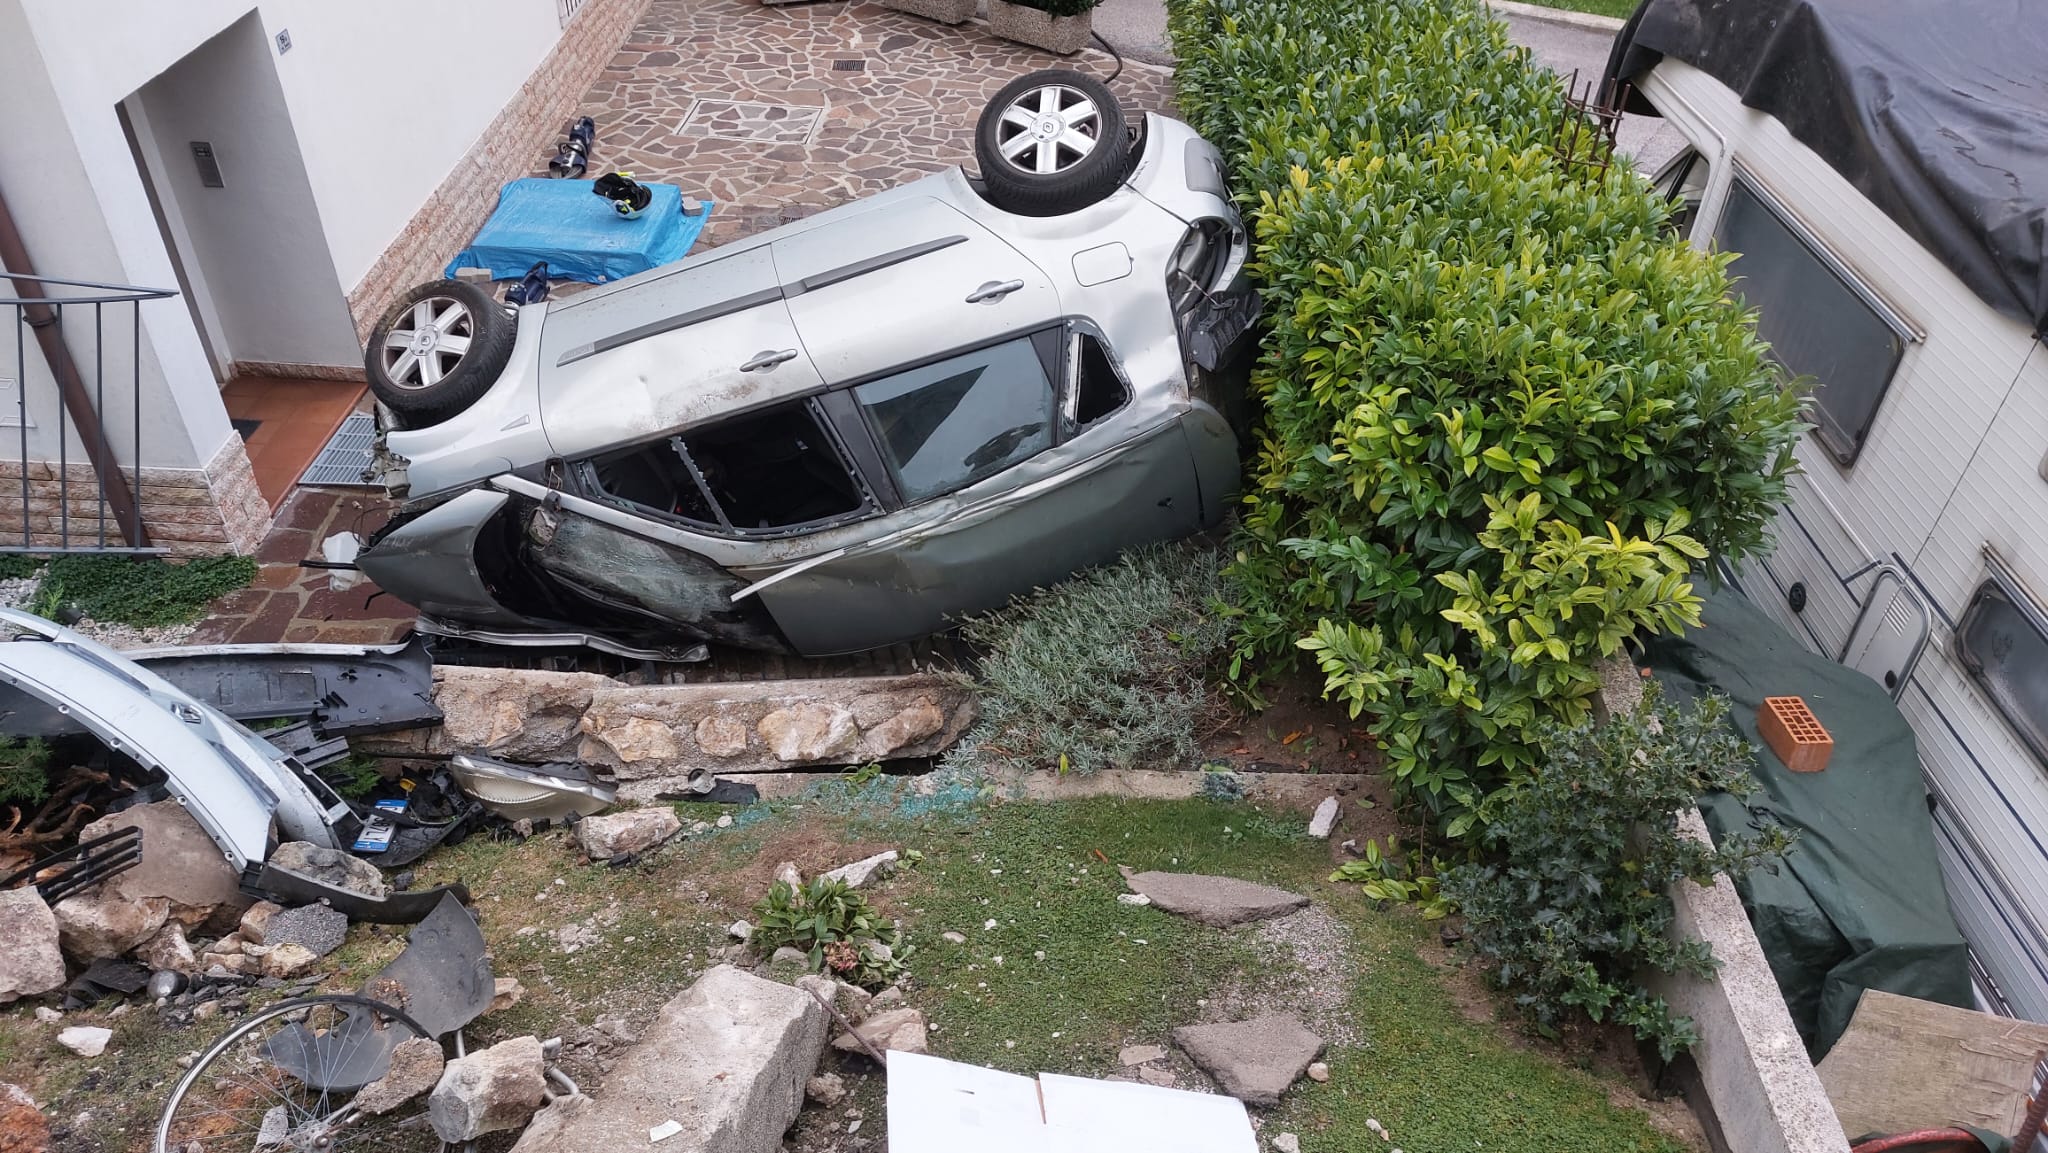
(1957, 577), (2048, 767)
(1714, 179), (1907, 466)
(1652, 148), (1711, 239)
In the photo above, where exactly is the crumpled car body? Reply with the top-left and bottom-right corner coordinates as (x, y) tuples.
(357, 111), (1257, 660)
(0, 609), (468, 920)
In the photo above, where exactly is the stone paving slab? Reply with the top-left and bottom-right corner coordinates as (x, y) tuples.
(187, 488), (416, 647)
(557, 0), (1177, 251)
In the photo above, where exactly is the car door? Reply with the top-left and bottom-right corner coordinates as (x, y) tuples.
(771, 196), (1061, 384)
(741, 325), (1208, 655)
(534, 245), (824, 462)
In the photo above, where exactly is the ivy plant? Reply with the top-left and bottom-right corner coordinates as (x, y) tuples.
(1440, 687), (1791, 1059)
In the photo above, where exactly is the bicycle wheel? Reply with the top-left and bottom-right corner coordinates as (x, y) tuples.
(156, 993), (442, 1153)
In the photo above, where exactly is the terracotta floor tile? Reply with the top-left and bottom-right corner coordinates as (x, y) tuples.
(222, 377), (367, 511)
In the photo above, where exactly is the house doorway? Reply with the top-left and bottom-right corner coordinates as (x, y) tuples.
(120, 11), (367, 506)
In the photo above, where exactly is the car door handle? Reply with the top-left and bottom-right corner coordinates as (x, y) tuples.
(965, 279), (1025, 304)
(740, 348), (799, 372)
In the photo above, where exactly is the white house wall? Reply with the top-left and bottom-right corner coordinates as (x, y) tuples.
(1646, 59), (2048, 1019)
(132, 13), (363, 371)
(0, 0), (210, 472)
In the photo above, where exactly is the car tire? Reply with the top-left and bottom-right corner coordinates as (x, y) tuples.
(365, 279), (516, 428)
(975, 70), (1131, 217)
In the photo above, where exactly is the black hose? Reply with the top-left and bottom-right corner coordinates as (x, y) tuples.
(1092, 29), (1125, 85)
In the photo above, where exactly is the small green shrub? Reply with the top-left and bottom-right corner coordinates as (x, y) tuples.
(0, 738), (53, 806)
(0, 555), (41, 581)
(1440, 688), (1790, 1059)
(751, 878), (911, 988)
(1330, 835), (1451, 918)
(948, 542), (1233, 775)
(1169, 0), (1805, 830)
(41, 554), (256, 628)
(1198, 765), (1247, 802)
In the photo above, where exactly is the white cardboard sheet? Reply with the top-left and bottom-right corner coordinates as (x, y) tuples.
(887, 1051), (1259, 1153)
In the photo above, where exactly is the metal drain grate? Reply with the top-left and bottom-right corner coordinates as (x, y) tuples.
(832, 59), (866, 71)
(298, 412), (379, 487)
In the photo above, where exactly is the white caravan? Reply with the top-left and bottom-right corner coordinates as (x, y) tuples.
(1611, 14), (2048, 1020)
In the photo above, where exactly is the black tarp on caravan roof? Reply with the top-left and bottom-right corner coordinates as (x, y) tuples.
(1602, 0), (2048, 339)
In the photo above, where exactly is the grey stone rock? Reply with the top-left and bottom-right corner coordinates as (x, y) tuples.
(34, 1006), (61, 1023)
(77, 800), (249, 933)
(269, 843), (387, 900)
(941, 931), (967, 944)
(806, 1071), (847, 1106)
(433, 666), (611, 761)
(1137, 1065), (1176, 1088)
(355, 1037), (445, 1114)
(489, 977), (525, 1014)
(0, 888), (65, 1004)
(1119, 1044), (1166, 1066)
(1272, 1133), (1301, 1153)
(832, 1007), (928, 1057)
(696, 714), (750, 758)
(53, 889), (169, 962)
(429, 1035), (548, 1143)
(757, 702), (861, 763)
(261, 943), (320, 979)
(575, 808), (681, 859)
(1307, 796), (1340, 839)
(772, 861), (803, 889)
(132, 921), (199, 975)
(264, 904), (349, 958)
(507, 966), (828, 1153)
(860, 696), (947, 759)
(1173, 1015), (1325, 1106)
(771, 946), (810, 968)
(57, 1026), (112, 1058)
(1306, 1061), (1330, 1083)
(1120, 870), (1309, 928)
(821, 851), (898, 890)
(238, 901), (284, 945)
(729, 920), (753, 942)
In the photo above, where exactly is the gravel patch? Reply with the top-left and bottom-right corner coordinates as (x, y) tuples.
(0, 572), (198, 648)
(1206, 905), (1361, 1050)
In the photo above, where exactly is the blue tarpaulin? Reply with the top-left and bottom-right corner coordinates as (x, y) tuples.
(445, 178), (712, 284)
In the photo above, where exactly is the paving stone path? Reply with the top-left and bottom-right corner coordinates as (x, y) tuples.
(559, 0), (1178, 250)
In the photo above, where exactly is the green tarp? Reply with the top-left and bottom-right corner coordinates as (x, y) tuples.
(1644, 585), (1974, 1059)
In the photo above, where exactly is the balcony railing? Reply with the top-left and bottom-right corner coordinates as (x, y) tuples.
(0, 273), (176, 553)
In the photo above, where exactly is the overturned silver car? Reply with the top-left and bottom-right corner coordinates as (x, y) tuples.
(356, 71), (1256, 660)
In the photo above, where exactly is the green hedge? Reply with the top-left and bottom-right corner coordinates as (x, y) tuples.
(1171, 0), (1805, 830)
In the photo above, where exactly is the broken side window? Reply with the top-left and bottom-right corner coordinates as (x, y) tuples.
(1070, 332), (1131, 432)
(587, 399), (868, 534)
(853, 334), (1056, 503)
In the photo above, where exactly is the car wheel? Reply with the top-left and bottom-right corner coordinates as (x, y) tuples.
(365, 279), (516, 427)
(975, 70), (1131, 217)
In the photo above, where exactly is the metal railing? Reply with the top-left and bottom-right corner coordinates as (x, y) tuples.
(0, 273), (176, 553)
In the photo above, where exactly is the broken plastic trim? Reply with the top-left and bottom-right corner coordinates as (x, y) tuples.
(247, 861), (470, 925)
(447, 753), (616, 821)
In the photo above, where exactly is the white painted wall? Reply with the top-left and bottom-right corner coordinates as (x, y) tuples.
(133, 13), (362, 370)
(0, 0), (562, 470)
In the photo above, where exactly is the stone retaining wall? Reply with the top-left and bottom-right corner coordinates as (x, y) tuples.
(356, 666), (977, 797)
(0, 434), (270, 555)
(1598, 658), (1850, 1153)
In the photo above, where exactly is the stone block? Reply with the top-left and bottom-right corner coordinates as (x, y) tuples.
(53, 890), (170, 962)
(509, 965), (827, 1153)
(429, 1035), (548, 1143)
(575, 807), (681, 858)
(77, 800), (248, 933)
(0, 889), (65, 1003)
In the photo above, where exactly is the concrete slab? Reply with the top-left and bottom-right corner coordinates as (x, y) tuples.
(509, 966), (828, 1153)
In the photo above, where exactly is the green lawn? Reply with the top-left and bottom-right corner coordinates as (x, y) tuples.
(1513, 0), (1637, 19)
(0, 790), (1688, 1153)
